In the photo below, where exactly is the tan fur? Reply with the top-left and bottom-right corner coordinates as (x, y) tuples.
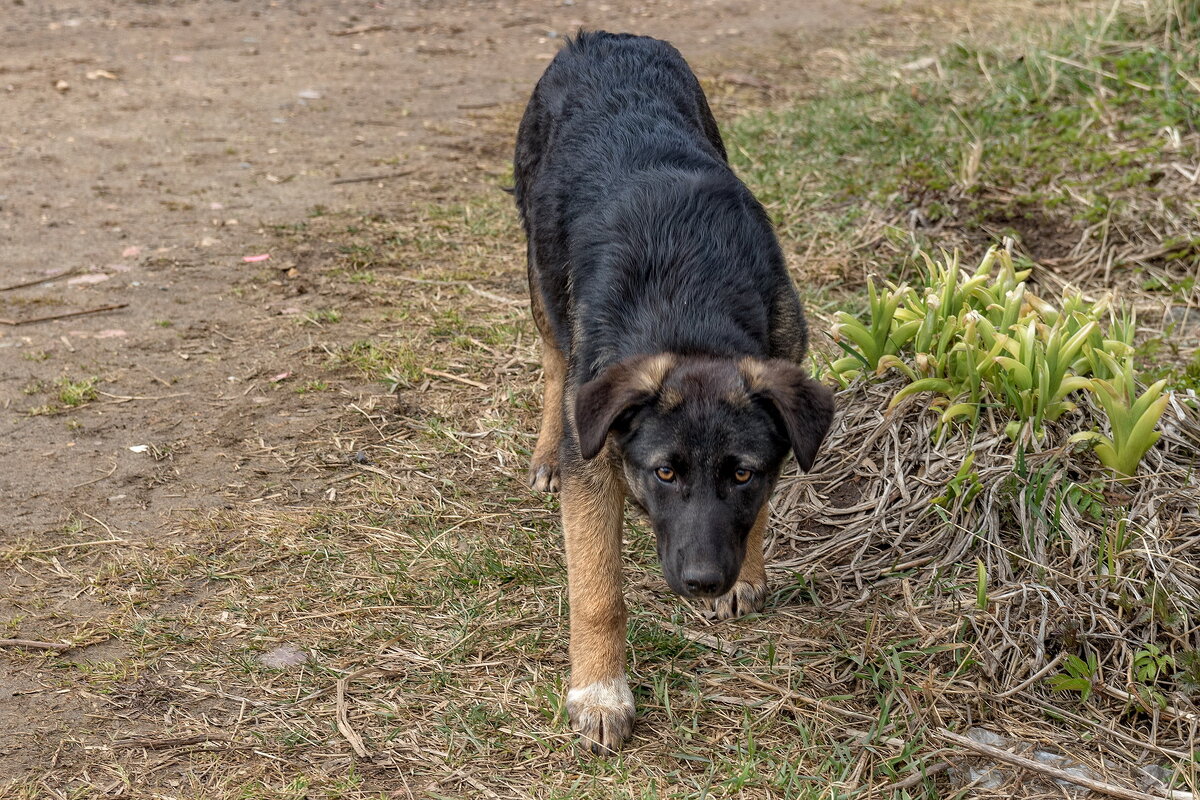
(658, 386), (684, 411)
(630, 352), (676, 394)
(738, 356), (769, 393)
(528, 340), (565, 491)
(722, 387), (751, 408)
(738, 500), (769, 589)
(560, 457), (627, 688)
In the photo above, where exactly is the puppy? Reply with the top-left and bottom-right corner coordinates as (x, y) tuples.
(512, 31), (834, 753)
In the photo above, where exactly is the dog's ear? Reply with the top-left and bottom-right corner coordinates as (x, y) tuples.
(575, 354), (674, 460)
(742, 358), (835, 472)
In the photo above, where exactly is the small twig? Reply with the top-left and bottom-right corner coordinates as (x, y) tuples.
(422, 367), (489, 390)
(28, 538), (125, 554)
(330, 24), (393, 36)
(1044, 54), (1153, 91)
(291, 604), (414, 622)
(878, 760), (951, 792)
(0, 268), (81, 292)
(740, 674), (879, 723)
(69, 459), (118, 490)
(98, 390), (191, 403)
(1101, 685), (1200, 724)
(336, 677), (370, 758)
(996, 652), (1064, 698)
(0, 303), (128, 326)
(330, 170), (415, 186)
(113, 734), (230, 750)
(393, 274), (523, 305)
(937, 728), (1170, 800)
(0, 638), (71, 652)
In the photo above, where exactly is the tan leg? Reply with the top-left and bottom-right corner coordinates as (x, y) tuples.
(702, 501), (769, 620)
(528, 341), (565, 492)
(561, 460), (634, 753)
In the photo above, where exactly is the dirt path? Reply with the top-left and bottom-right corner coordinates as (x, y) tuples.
(1, 0), (879, 549)
(2, 0), (903, 789)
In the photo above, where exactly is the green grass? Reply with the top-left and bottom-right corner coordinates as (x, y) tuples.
(57, 376), (99, 407)
(729, 1), (1199, 281)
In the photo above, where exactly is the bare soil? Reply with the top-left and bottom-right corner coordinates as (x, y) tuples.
(0, 0), (915, 790)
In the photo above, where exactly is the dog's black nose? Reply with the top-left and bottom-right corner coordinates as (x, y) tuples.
(682, 568), (725, 597)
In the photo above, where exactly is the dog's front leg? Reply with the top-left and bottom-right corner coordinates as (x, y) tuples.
(561, 461), (634, 753)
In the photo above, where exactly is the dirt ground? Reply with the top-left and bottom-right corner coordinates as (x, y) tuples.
(0, 0), (927, 790)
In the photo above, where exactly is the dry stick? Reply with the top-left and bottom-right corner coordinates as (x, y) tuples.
(68, 459), (118, 490)
(98, 390), (191, 403)
(336, 677), (370, 758)
(1030, 698), (1193, 761)
(28, 538), (125, 554)
(0, 268), (80, 292)
(936, 728), (1177, 800)
(422, 367), (489, 390)
(112, 734), (230, 750)
(880, 761), (951, 793)
(0, 303), (128, 326)
(0, 638), (71, 652)
(393, 274), (524, 305)
(740, 674), (879, 723)
(330, 23), (393, 36)
(995, 652), (1064, 698)
(1044, 53), (1154, 91)
(330, 170), (415, 185)
(1101, 685), (1200, 724)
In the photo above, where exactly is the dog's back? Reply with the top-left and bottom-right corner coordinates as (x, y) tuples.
(513, 32), (808, 379)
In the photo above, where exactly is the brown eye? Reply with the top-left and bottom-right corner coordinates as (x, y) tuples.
(655, 466), (676, 483)
(734, 468), (753, 484)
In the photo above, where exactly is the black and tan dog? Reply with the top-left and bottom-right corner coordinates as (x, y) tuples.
(513, 31), (835, 753)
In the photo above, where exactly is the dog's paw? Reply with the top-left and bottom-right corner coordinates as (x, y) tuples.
(699, 579), (767, 621)
(527, 457), (561, 493)
(566, 677), (635, 754)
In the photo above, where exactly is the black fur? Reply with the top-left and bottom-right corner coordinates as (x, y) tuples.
(515, 31), (833, 598)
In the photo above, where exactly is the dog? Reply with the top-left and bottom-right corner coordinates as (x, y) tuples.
(512, 31), (834, 753)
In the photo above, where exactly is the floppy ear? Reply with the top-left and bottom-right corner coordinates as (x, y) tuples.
(574, 355), (673, 460)
(744, 359), (835, 472)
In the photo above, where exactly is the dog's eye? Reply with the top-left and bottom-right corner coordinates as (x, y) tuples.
(655, 466), (676, 483)
(733, 468), (753, 484)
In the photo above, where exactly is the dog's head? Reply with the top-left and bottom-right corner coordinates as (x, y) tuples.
(575, 353), (834, 599)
